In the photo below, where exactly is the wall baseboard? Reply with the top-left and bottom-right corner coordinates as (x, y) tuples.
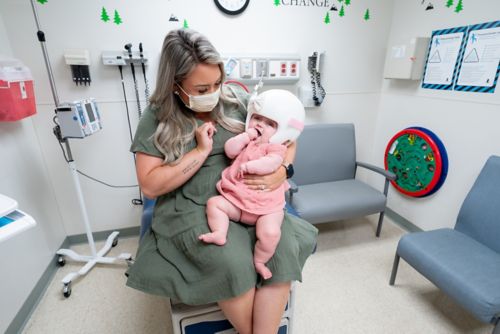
(6, 226), (139, 334)
(385, 207), (422, 233)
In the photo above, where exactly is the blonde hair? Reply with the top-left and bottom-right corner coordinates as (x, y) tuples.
(149, 29), (245, 164)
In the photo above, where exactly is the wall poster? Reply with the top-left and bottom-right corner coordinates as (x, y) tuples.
(454, 20), (500, 93)
(421, 26), (467, 90)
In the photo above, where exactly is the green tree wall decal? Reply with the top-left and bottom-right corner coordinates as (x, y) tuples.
(364, 8), (370, 21)
(339, 5), (345, 17)
(445, 0), (454, 8)
(183, 19), (189, 29)
(101, 7), (110, 22)
(345, 0), (351, 5)
(324, 12), (331, 24)
(274, 0), (280, 6)
(455, 0), (463, 12)
(37, 0), (48, 4)
(113, 10), (122, 25)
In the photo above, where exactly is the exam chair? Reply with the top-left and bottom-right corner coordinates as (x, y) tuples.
(140, 198), (296, 334)
(288, 123), (396, 237)
(390, 155), (500, 334)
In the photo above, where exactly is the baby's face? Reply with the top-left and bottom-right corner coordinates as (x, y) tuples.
(248, 114), (278, 143)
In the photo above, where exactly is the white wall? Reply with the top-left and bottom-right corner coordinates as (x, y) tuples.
(371, 0), (500, 230)
(1, 0), (395, 235)
(0, 11), (66, 334)
(5, 0), (495, 329)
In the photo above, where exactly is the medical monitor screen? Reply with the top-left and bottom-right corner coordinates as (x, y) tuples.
(85, 103), (96, 122)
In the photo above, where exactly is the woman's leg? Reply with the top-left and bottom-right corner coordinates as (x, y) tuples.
(253, 281), (291, 334)
(218, 287), (255, 334)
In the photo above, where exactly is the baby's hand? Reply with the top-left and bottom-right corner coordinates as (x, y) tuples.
(238, 164), (248, 179)
(246, 128), (259, 140)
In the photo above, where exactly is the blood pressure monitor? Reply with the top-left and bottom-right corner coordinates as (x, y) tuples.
(214, 0), (250, 15)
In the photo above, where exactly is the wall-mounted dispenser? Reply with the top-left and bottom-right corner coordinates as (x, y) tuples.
(64, 49), (91, 85)
(383, 37), (430, 80)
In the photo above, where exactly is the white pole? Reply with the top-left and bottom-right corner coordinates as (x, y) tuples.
(68, 161), (97, 257)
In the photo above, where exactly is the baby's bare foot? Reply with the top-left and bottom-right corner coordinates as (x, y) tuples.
(198, 232), (227, 246)
(255, 262), (272, 280)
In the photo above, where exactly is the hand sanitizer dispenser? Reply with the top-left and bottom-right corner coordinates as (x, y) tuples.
(383, 37), (430, 80)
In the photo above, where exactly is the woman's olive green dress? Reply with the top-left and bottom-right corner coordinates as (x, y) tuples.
(125, 92), (318, 305)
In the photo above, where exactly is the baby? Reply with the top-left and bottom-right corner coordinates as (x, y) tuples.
(199, 89), (305, 279)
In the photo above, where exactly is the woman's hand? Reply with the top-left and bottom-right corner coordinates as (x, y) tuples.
(243, 166), (286, 192)
(196, 122), (217, 156)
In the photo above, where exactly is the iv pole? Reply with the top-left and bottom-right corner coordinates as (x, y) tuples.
(30, 0), (132, 298)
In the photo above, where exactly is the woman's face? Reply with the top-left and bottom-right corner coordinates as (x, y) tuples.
(176, 63), (222, 102)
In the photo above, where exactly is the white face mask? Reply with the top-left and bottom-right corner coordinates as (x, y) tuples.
(176, 84), (221, 113)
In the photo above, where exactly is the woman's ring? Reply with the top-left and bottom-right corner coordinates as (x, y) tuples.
(260, 185), (265, 190)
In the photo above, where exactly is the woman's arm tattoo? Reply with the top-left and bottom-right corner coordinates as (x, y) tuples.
(182, 159), (200, 174)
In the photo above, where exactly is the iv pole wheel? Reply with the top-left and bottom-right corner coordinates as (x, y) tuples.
(57, 255), (66, 267)
(63, 282), (72, 298)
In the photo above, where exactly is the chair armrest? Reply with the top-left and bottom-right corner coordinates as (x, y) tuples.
(288, 179), (298, 193)
(356, 161), (397, 181)
(287, 179), (298, 206)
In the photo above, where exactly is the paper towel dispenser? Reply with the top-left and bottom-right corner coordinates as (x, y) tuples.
(383, 37), (430, 80)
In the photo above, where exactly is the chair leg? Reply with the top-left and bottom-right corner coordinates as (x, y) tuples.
(493, 318), (500, 334)
(389, 253), (400, 285)
(376, 211), (385, 237)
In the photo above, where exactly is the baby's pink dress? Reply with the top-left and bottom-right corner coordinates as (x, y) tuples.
(217, 140), (288, 215)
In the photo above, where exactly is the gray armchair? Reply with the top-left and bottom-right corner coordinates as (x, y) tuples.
(288, 123), (396, 237)
(390, 155), (500, 334)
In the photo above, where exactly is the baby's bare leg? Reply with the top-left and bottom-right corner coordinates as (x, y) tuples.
(200, 196), (241, 245)
(254, 211), (284, 279)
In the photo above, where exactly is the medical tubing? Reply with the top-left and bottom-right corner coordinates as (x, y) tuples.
(119, 65), (134, 144)
(316, 71), (326, 101)
(76, 170), (139, 188)
(132, 65), (142, 118)
(119, 64), (143, 204)
(310, 70), (325, 106)
(139, 42), (150, 105)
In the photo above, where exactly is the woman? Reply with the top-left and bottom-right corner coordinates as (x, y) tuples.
(125, 28), (317, 334)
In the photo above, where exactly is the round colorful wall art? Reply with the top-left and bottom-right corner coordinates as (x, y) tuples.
(384, 127), (448, 197)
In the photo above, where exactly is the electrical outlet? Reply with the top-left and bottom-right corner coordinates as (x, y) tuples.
(256, 60), (269, 77)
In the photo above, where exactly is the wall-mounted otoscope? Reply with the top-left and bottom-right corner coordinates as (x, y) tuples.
(124, 43), (142, 118)
(139, 43), (150, 104)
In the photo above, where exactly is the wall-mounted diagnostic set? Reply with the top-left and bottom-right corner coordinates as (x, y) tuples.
(101, 50), (148, 66)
